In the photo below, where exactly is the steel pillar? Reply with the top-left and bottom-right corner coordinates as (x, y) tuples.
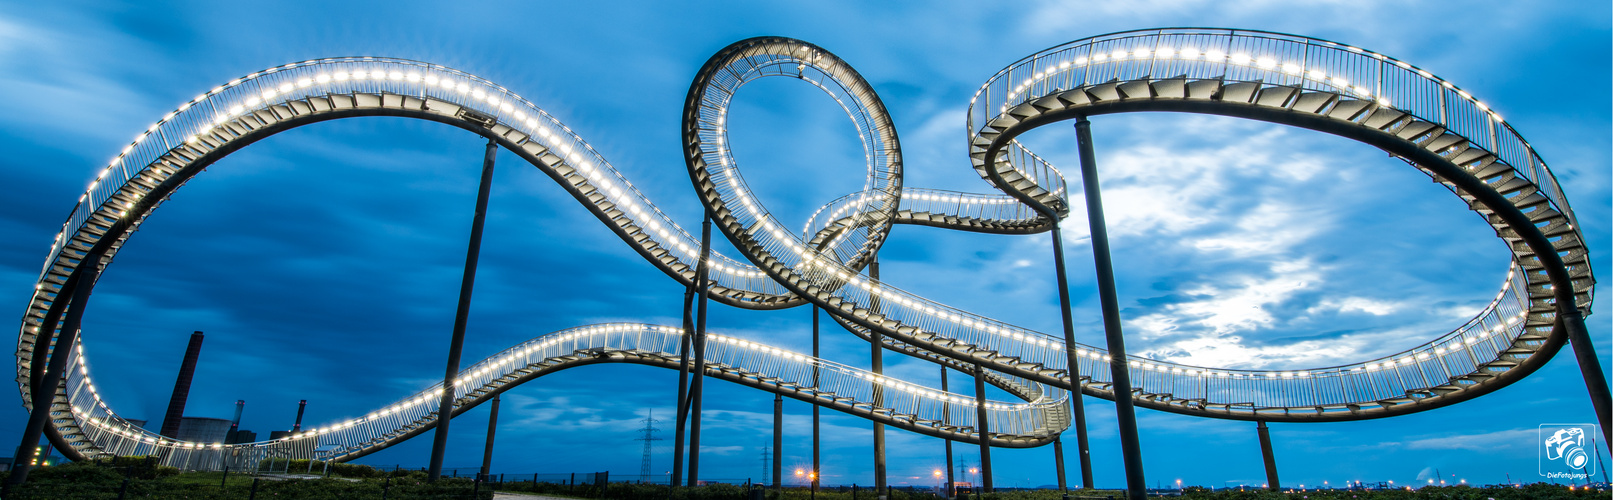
(672, 244), (699, 487)
(481, 394), (500, 479)
(1258, 421), (1279, 491)
(1053, 438), (1066, 491)
(1074, 117), (1146, 500)
(972, 364), (993, 492)
(942, 367), (955, 499)
(869, 260), (887, 499)
(4, 263), (99, 491)
(812, 306), (821, 495)
(687, 211), (714, 486)
(428, 137), (498, 482)
(1561, 310), (1613, 449)
(773, 392), (783, 492)
(1050, 219), (1095, 489)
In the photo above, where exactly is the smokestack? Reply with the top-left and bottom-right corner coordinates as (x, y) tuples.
(159, 331), (205, 438)
(292, 400), (307, 432)
(227, 400), (245, 443)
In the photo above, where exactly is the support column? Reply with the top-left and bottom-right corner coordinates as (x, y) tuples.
(1257, 421), (1279, 491)
(1053, 438), (1066, 491)
(869, 261), (887, 499)
(687, 212), (714, 486)
(972, 365), (993, 492)
(1561, 310), (1613, 449)
(5, 263), (100, 490)
(942, 367), (955, 499)
(773, 393), (783, 493)
(672, 241), (700, 487)
(428, 137), (499, 482)
(481, 394), (500, 480)
(1050, 219), (1094, 490)
(812, 307), (822, 495)
(1073, 117), (1146, 500)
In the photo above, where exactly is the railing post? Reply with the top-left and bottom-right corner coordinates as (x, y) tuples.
(427, 136), (498, 481)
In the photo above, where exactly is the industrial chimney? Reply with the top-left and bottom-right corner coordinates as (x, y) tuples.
(292, 400), (307, 432)
(227, 400), (245, 443)
(158, 331), (204, 438)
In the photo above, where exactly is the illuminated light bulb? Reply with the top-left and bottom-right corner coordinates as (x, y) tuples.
(1281, 63), (1302, 74)
(1230, 53), (1251, 64)
(316, 73), (331, 84)
(261, 90), (276, 100)
(1133, 48), (1151, 58)
(405, 72), (421, 82)
(1074, 57), (1088, 65)
(278, 83), (293, 93)
(1181, 47), (1200, 58)
(1091, 53), (1108, 62)
(1156, 47), (1174, 57)
(1255, 56), (1275, 68)
(388, 71), (403, 80)
(334, 71), (350, 81)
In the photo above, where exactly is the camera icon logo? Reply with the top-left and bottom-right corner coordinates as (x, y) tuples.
(1539, 424), (1598, 479)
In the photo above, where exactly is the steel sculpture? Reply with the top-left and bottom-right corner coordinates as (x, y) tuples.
(11, 30), (1601, 485)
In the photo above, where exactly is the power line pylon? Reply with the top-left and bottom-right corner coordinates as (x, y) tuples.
(636, 409), (662, 483)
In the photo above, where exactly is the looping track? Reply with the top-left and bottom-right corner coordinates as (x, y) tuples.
(16, 29), (1592, 468)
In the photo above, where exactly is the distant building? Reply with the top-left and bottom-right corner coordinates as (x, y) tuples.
(175, 417), (231, 444)
(230, 430), (257, 443)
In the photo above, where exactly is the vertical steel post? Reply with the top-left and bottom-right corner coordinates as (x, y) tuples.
(972, 365), (993, 492)
(869, 261), (887, 499)
(672, 259), (698, 487)
(427, 136), (498, 482)
(773, 393), (783, 493)
(1073, 117), (1146, 500)
(4, 264), (99, 490)
(687, 211), (713, 486)
(1053, 438), (1066, 491)
(481, 394), (500, 479)
(1561, 310), (1613, 449)
(1258, 421), (1279, 491)
(942, 367), (955, 499)
(812, 307), (821, 495)
(1050, 219), (1094, 489)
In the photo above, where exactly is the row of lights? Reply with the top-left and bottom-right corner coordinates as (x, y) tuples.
(991, 38), (1505, 125)
(705, 333), (1051, 415)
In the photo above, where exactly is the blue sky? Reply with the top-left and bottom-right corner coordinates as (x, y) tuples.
(1, 0), (1609, 490)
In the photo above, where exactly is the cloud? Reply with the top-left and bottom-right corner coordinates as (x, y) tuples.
(1400, 428), (1536, 452)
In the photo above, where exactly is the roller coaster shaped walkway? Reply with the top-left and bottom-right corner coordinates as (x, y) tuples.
(14, 28), (1598, 470)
